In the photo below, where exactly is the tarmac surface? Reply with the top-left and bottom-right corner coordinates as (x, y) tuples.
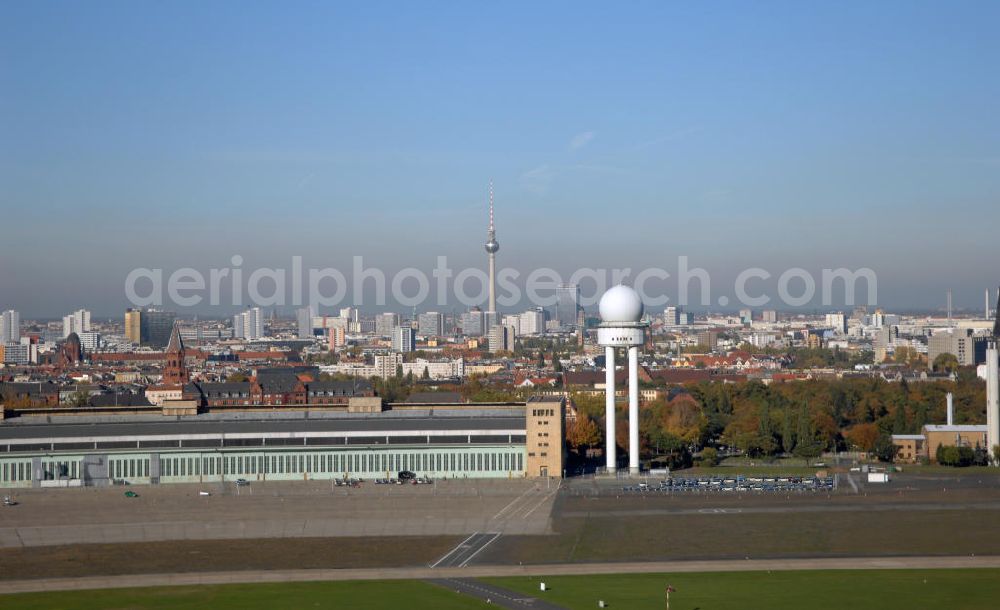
(0, 479), (557, 548)
(432, 532), (503, 568)
(1, 555), (998, 595)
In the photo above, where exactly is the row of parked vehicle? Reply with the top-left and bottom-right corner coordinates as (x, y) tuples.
(623, 475), (836, 493)
(372, 477), (434, 485)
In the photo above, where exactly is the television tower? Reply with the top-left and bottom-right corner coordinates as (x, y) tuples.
(484, 181), (499, 329)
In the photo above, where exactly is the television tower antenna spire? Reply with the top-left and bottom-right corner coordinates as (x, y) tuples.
(484, 180), (499, 333)
(488, 180), (495, 234)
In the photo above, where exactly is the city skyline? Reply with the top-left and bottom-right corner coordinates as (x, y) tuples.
(3, 2), (999, 316)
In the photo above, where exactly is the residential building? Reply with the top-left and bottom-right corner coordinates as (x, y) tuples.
(488, 323), (516, 353)
(518, 309), (546, 335)
(0, 310), (18, 344)
(762, 310), (778, 324)
(825, 312), (847, 334)
(2, 341), (32, 365)
(374, 352), (404, 378)
(392, 326), (415, 353)
(233, 308), (263, 341)
(375, 313), (400, 337)
(296, 307), (314, 339)
(418, 312), (444, 337)
(402, 358), (465, 380)
(328, 326), (346, 350)
(78, 332), (101, 352)
(461, 308), (485, 337)
(695, 329), (719, 350)
(62, 309), (91, 338)
(555, 284), (579, 328)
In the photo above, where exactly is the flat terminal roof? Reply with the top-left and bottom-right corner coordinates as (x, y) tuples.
(0, 415), (525, 442)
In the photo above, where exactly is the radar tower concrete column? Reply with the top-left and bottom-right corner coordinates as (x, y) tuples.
(605, 346), (617, 473)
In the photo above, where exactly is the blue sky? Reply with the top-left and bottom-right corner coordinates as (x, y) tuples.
(2, 1), (999, 317)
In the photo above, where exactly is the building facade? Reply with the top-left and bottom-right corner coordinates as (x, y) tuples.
(0, 401), (566, 488)
(233, 308), (263, 341)
(62, 309), (91, 338)
(418, 312), (444, 337)
(392, 326), (415, 352)
(555, 284), (579, 328)
(0, 310), (19, 345)
(124, 309), (142, 344)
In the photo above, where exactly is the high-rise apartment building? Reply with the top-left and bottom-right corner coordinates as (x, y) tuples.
(374, 352), (404, 378)
(0, 310), (19, 345)
(555, 284), (579, 328)
(296, 307), (314, 339)
(78, 332), (101, 352)
(825, 312), (847, 334)
(62, 309), (91, 338)
(233, 308), (263, 341)
(392, 325), (416, 353)
(762, 310), (778, 324)
(375, 313), (400, 337)
(664, 306), (680, 326)
(488, 324), (516, 353)
(461, 308), (485, 337)
(1, 339), (34, 365)
(518, 309), (546, 335)
(417, 312), (444, 337)
(328, 326), (346, 351)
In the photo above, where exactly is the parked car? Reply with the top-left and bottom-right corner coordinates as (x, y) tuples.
(2, 496), (16, 507)
(235, 478), (249, 487)
(398, 470), (416, 481)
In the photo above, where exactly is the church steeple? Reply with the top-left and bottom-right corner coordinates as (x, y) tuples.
(163, 323), (188, 385)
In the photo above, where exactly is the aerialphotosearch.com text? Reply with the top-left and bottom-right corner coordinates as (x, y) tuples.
(124, 255), (877, 311)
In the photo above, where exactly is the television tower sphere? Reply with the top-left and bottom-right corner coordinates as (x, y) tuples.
(599, 284), (644, 324)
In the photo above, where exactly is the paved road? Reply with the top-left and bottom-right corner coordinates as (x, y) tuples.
(428, 578), (566, 609)
(432, 532), (502, 568)
(1, 555), (999, 594)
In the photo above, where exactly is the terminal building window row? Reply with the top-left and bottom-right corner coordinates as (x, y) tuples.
(154, 450), (524, 478)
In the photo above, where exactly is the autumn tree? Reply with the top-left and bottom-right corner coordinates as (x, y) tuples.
(933, 352), (960, 373)
(566, 415), (602, 454)
(873, 434), (899, 463)
(662, 394), (706, 445)
(844, 422), (879, 453)
(793, 403), (822, 458)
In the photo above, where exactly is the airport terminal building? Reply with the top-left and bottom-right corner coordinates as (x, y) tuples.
(0, 396), (566, 489)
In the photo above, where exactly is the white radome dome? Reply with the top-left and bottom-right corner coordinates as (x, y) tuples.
(599, 285), (644, 323)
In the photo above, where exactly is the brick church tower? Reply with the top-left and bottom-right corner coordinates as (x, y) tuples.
(163, 323), (189, 386)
